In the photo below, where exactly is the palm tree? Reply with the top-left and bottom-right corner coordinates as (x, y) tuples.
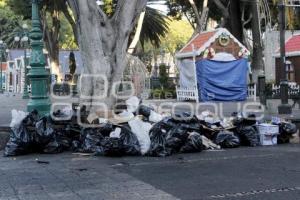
(140, 6), (169, 48)
(128, 1), (170, 53)
(0, 6), (24, 48)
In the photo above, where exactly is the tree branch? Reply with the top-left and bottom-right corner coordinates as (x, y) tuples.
(112, 0), (148, 33)
(66, 0), (79, 22)
(188, 0), (201, 27)
(61, 1), (78, 44)
(212, 0), (229, 18)
(184, 12), (195, 30)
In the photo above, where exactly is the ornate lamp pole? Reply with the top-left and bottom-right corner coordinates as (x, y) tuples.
(278, 0), (292, 114)
(0, 40), (8, 94)
(27, 0), (51, 116)
(15, 24), (30, 99)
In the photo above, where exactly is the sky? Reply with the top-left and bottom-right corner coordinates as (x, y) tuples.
(147, 0), (169, 14)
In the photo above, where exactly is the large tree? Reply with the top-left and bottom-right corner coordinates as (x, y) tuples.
(66, 0), (148, 109)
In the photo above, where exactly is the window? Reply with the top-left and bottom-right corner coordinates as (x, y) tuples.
(285, 61), (295, 82)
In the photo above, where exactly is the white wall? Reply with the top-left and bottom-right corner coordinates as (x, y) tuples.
(264, 30), (300, 82)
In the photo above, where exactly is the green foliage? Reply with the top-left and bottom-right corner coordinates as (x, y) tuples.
(150, 88), (176, 99)
(0, 4), (26, 48)
(6, 0), (31, 20)
(167, 0), (223, 28)
(160, 19), (193, 55)
(140, 7), (170, 48)
(59, 15), (77, 49)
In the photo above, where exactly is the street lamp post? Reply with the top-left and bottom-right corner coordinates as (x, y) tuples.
(0, 40), (8, 94)
(27, 0), (51, 116)
(15, 24), (30, 99)
(278, 0), (292, 114)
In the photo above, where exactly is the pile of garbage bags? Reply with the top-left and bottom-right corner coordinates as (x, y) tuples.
(4, 97), (298, 157)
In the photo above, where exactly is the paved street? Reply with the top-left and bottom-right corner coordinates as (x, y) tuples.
(0, 144), (299, 200)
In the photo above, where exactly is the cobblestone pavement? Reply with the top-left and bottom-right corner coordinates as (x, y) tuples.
(0, 152), (178, 200)
(0, 144), (299, 200)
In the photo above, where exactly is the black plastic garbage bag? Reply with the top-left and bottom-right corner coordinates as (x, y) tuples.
(138, 105), (154, 118)
(98, 123), (115, 137)
(43, 131), (72, 154)
(278, 122), (297, 144)
(4, 111), (38, 156)
(101, 137), (123, 157)
(71, 140), (81, 152)
(215, 131), (240, 148)
(180, 132), (203, 153)
(165, 125), (189, 153)
(120, 126), (141, 156)
(280, 122), (297, 135)
(148, 128), (170, 157)
(80, 128), (104, 153)
(172, 112), (199, 124)
(236, 126), (259, 147)
(35, 116), (55, 145)
(232, 113), (257, 127)
(4, 127), (34, 156)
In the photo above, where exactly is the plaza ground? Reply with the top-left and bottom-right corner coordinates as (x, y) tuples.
(0, 144), (299, 200)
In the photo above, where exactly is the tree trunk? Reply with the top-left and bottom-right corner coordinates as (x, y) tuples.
(251, 0), (264, 83)
(68, 0), (148, 112)
(41, 8), (62, 82)
(228, 0), (243, 43)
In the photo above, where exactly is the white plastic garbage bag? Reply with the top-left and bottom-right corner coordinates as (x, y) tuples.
(109, 127), (121, 138)
(126, 96), (140, 113)
(10, 110), (28, 128)
(201, 135), (221, 150)
(61, 106), (73, 117)
(128, 117), (152, 155)
(149, 110), (163, 123)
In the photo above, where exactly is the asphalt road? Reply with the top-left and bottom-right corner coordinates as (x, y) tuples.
(0, 144), (299, 200)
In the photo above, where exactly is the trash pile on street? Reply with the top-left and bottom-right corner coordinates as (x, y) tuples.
(4, 97), (299, 157)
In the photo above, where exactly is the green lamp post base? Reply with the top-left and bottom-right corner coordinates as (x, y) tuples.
(22, 91), (29, 99)
(27, 98), (51, 116)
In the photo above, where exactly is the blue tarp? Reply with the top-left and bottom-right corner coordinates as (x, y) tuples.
(196, 58), (248, 101)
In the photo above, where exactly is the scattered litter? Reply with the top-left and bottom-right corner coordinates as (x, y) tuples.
(36, 159), (50, 164)
(76, 168), (88, 171)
